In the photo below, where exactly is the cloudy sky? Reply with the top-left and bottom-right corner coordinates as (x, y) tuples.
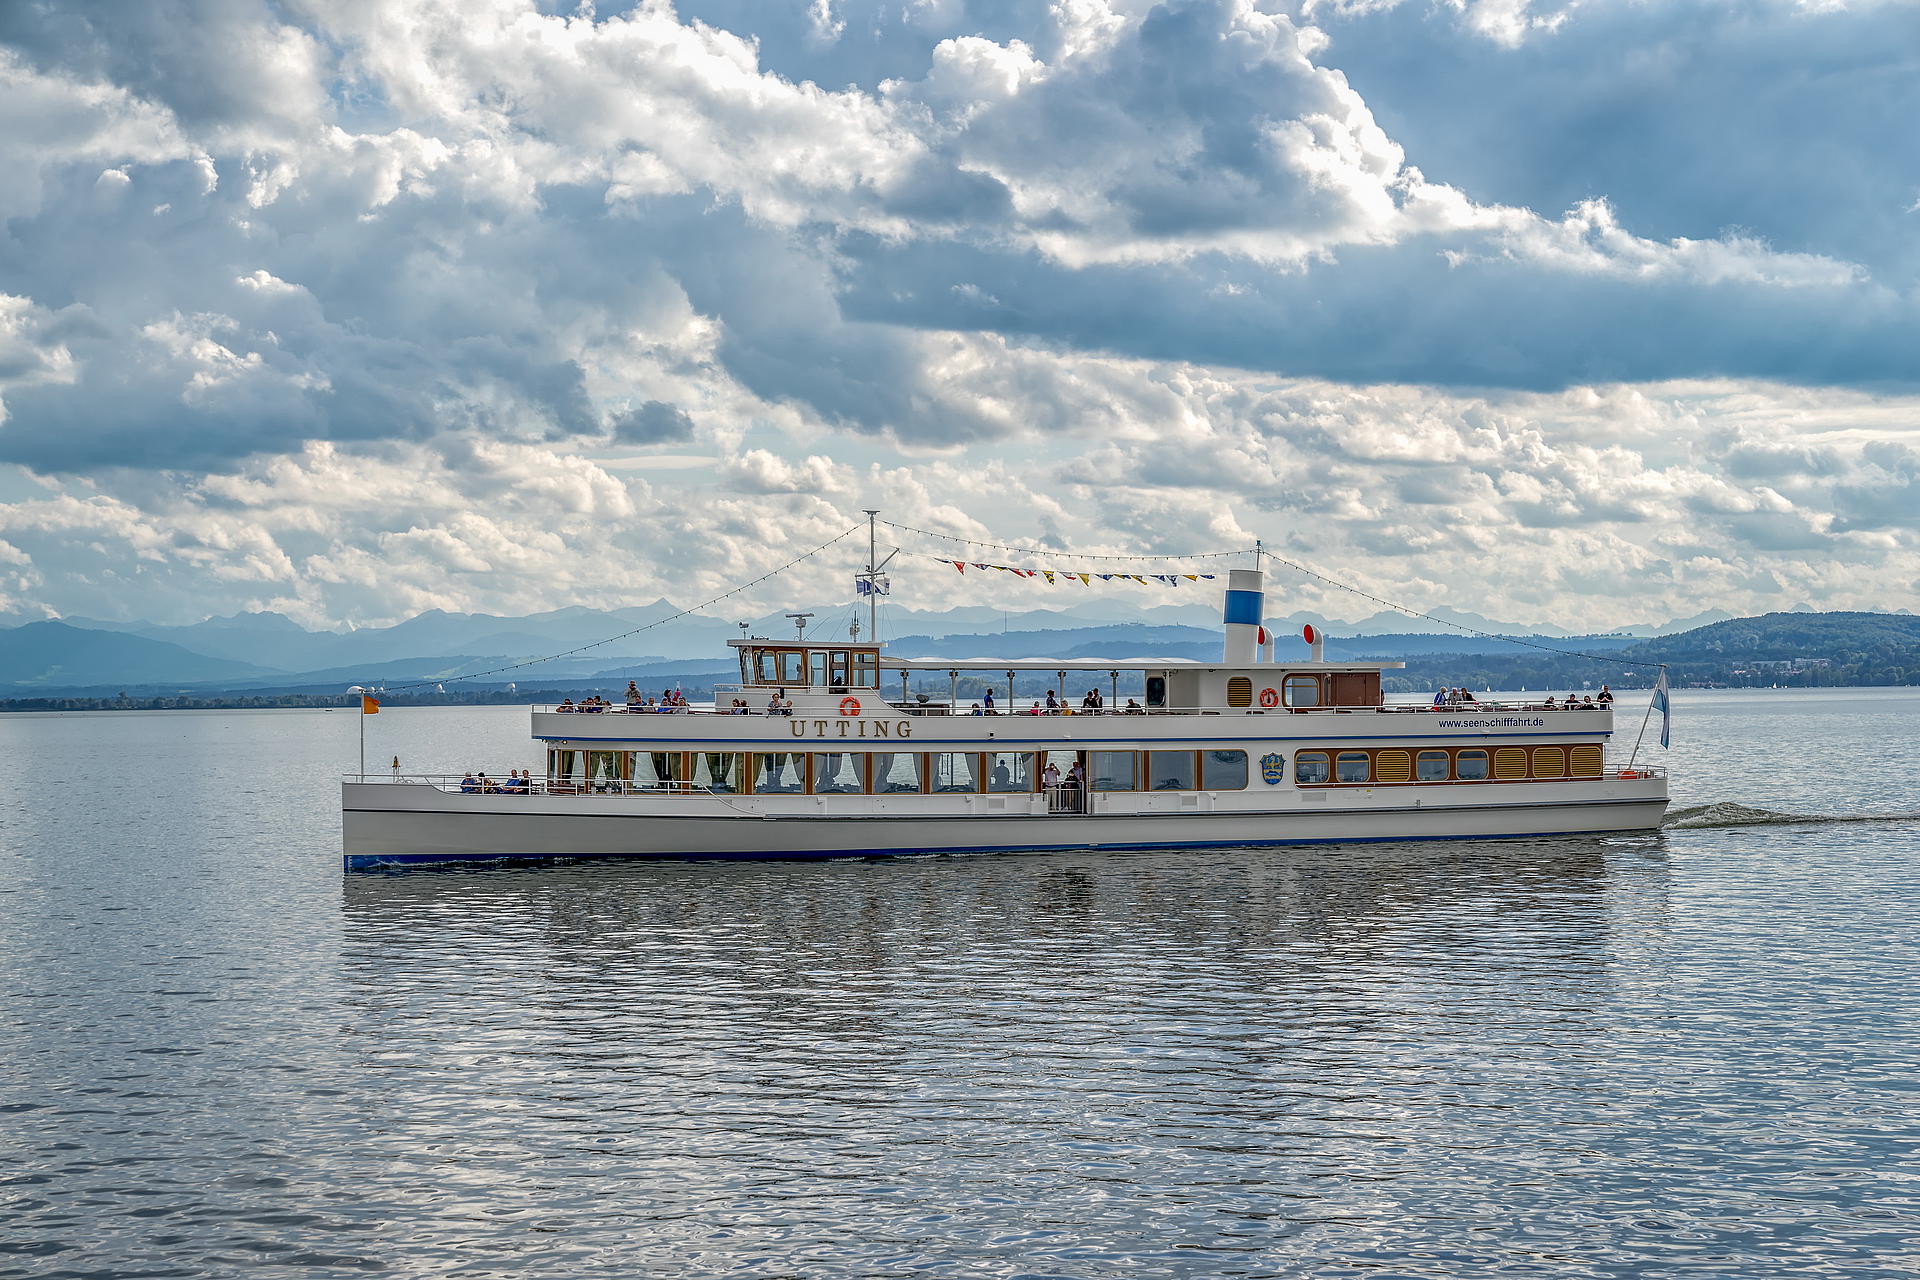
(1, 0), (1916, 632)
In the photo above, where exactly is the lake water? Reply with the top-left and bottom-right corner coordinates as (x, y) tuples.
(2, 688), (1917, 1278)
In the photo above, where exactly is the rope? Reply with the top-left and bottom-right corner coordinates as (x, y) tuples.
(889, 518), (1664, 669)
(376, 523), (865, 692)
(1256, 548), (1670, 670)
(879, 519), (1252, 563)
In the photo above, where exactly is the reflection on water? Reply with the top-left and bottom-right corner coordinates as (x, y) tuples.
(3, 695), (1919, 1278)
(308, 841), (1683, 1276)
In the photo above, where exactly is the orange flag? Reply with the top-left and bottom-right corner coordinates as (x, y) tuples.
(362, 695), (380, 714)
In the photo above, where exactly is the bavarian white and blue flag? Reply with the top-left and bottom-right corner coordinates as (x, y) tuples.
(1652, 668), (1672, 747)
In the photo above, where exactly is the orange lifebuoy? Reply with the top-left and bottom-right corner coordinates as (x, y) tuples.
(1257, 687), (1280, 709)
(839, 696), (862, 717)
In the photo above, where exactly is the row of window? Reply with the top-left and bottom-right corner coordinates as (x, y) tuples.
(542, 743), (1604, 795)
(1295, 744), (1604, 785)
(547, 749), (1250, 796)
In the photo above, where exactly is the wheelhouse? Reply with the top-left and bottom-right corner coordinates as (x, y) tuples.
(730, 640), (881, 691)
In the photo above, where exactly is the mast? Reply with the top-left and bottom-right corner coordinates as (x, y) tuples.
(865, 509), (879, 643)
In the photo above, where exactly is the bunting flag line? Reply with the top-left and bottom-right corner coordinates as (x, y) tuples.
(930, 551), (1216, 585)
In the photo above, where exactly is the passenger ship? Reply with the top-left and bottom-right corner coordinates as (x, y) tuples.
(340, 568), (1669, 868)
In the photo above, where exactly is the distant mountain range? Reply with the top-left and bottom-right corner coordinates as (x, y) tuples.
(0, 598), (1908, 698)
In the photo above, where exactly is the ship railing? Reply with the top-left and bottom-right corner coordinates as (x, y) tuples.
(1043, 784), (1089, 815)
(343, 772), (733, 796)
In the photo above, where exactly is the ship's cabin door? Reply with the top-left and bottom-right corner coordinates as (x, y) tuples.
(1042, 749), (1086, 814)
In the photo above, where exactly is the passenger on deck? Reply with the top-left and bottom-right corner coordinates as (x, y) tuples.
(557, 698), (576, 712)
(1125, 699), (1144, 714)
(982, 690), (996, 714)
(1433, 687), (1448, 707)
(460, 773), (479, 792)
(969, 703), (984, 716)
(1460, 689), (1478, 704)
(1598, 685), (1614, 705)
(1042, 762), (1062, 790)
(1544, 695), (1558, 708)
(1045, 690), (1059, 713)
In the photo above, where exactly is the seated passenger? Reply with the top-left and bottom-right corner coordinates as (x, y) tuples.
(1544, 695), (1557, 708)
(1125, 699), (1144, 714)
(557, 698), (575, 712)
(969, 703), (984, 716)
(1045, 690), (1059, 713)
(460, 773), (479, 793)
(1460, 689), (1478, 704)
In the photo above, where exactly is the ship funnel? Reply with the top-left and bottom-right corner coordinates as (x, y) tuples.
(1222, 569), (1265, 664)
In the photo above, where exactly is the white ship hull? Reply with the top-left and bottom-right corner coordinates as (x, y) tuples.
(342, 778), (1669, 869)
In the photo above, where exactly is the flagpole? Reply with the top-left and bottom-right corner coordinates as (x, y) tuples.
(1627, 664), (1665, 769)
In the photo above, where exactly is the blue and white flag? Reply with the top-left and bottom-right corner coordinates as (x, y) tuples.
(855, 574), (891, 597)
(1652, 669), (1671, 747)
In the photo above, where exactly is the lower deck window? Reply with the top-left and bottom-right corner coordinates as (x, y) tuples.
(873, 751), (922, 794)
(1456, 750), (1490, 780)
(1147, 750), (1197, 790)
(985, 752), (1031, 793)
(1088, 751), (1136, 791)
(1335, 751), (1371, 783)
(929, 752), (979, 793)
(1416, 750), (1449, 781)
(692, 752), (743, 794)
(813, 751), (864, 794)
(754, 753), (804, 794)
(1295, 751), (1330, 784)
(1202, 750), (1248, 790)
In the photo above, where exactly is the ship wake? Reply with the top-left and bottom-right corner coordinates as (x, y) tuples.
(1663, 802), (1920, 830)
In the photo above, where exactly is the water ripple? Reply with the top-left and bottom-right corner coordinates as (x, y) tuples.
(2, 698), (1919, 1277)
